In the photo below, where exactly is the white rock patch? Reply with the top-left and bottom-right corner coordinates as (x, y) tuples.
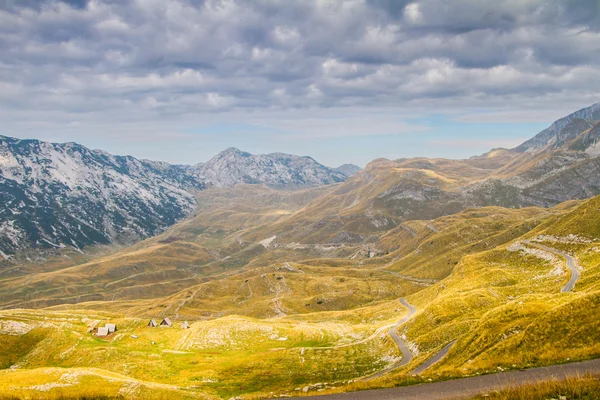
(0, 320), (35, 335)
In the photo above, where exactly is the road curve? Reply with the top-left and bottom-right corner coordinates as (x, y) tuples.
(293, 299), (416, 353)
(363, 298), (416, 380)
(522, 241), (580, 292)
(289, 358), (600, 400)
(410, 340), (457, 375)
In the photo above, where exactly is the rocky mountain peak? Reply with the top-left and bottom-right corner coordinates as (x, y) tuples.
(195, 149), (348, 189)
(515, 102), (600, 153)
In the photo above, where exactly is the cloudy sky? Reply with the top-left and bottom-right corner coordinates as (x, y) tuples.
(1, 0), (599, 167)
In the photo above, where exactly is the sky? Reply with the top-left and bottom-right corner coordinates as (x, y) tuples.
(1, 0), (599, 167)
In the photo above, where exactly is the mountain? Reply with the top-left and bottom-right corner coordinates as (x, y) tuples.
(515, 103), (600, 153)
(334, 163), (362, 177)
(0, 139), (353, 255)
(0, 135), (203, 256)
(192, 147), (348, 189)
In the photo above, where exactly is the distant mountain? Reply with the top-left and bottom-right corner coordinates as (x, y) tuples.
(515, 103), (600, 153)
(0, 139), (353, 255)
(334, 163), (362, 177)
(193, 147), (348, 189)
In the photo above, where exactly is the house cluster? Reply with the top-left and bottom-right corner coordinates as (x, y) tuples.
(148, 318), (190, 329)
(95, 323), (117, 337)
(92, 318), (189, 338)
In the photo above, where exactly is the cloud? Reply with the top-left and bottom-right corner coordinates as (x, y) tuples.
(0, 0), (599, 162)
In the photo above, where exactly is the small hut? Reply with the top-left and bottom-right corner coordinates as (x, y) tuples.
(97, 327), (109, 337)
(106, 323), (117, 334)
(181, 321), (190, 330)
(148, 319), (158, 328)
(160, 318), (173, 327)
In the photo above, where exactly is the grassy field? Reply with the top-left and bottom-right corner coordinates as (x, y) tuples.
(0, 300), (412, 398)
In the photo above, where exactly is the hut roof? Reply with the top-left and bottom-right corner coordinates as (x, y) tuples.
(181, 321), (190, 329)
(106, 323), (117, 333)
(97, 327), (109, 337)
(148, 319), (157, 327)
(160, 318), (172, 327)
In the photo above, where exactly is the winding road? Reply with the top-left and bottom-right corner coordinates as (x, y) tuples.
(290, 358), (600, 400)
(363, 298), (416, 380)
(288, 241), (584, 397)
(522, 241), (581, 292)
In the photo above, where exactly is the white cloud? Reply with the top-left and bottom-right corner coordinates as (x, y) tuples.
(404, 3), (422, 24)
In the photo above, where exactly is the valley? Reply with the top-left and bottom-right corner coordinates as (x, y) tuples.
(1, 104), (600, 399)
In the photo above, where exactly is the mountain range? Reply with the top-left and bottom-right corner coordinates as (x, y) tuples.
(0, 137), (358, 255)
(1, 102), (600, 258)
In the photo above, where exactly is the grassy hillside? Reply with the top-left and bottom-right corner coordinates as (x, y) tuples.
(240, 157), (494, 245)
(0, 302), (411, 399)
(380, 196), (600, 383)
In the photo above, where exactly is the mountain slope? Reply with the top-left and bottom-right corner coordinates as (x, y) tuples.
(515, 103), (600, 153)
(398, 194), (600, 381)
(0, 135), (203, 255)
(569, 122), (600, 155)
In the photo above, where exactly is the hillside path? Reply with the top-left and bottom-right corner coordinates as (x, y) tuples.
(289, 358), (600, 400)
(522, 241), (581, 292)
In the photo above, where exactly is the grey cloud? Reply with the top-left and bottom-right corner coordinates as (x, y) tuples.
(0, 0), (599, 131)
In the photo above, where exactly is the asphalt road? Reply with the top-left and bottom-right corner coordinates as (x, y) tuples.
(523, 241), (581, 292)
(364, 298), (417, 380)
(410, 340), (457, 375)
(293, 358), (600, 400)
